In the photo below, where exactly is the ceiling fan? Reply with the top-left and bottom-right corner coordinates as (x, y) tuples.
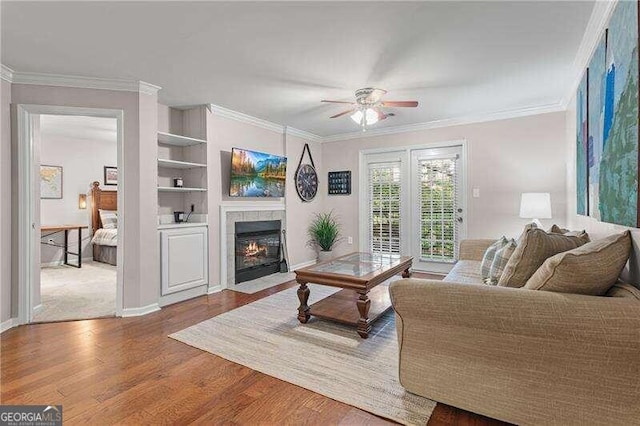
(322, 88), (418, 130)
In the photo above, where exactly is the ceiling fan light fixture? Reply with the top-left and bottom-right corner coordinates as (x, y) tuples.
(365, 108), (379, 125)
(350, 109), (364, 124)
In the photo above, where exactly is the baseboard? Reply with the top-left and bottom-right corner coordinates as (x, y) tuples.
(40, 257), (93, 268)
(122, 303), (161, 317)
(289, 259), (316, 271)
(1, 317), (19, 333)
(207, 284), (223, 294)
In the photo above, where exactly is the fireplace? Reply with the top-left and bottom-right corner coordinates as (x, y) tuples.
(235, 220), (281, 283)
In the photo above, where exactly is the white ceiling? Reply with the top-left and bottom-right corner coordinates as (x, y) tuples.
(40, 115), (117, 144)
(2, 1), (594, 136)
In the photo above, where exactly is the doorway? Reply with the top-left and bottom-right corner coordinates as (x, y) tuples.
(360, 142), (467, 274)
(16, 105), (124, 324)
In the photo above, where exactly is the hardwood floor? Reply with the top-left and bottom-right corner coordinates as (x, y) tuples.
(1, 274), (509, 425)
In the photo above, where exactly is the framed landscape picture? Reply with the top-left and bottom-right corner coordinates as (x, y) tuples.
(40, 165), (63, 199)
(104, 166), (118, 186)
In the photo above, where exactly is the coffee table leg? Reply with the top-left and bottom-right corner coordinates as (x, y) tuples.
(356, 291), (371, 338)
(297, 282), (310, 323)
(402, 267), (412, 278)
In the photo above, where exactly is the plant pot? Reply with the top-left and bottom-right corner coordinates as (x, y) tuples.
(318, 250), (334, 262)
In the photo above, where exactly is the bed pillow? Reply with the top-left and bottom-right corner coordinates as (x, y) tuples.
(99, 209), (118, 229)
(486, 239), (517, 285)
(497, 227), (590, 288)
(480, 237), (509, 280)
(524, 231), (631, 296)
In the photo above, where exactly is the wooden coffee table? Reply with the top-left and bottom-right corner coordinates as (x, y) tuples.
(294, 252), (413, 338)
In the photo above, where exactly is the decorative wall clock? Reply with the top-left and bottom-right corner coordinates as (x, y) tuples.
(295, 143), (318, 202)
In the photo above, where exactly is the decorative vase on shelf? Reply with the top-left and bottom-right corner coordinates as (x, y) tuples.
(318, 250), (333, 262)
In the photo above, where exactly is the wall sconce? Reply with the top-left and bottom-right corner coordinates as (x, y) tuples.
(78, 194), (87, 210)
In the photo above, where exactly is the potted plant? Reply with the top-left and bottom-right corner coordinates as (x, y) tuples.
(307, 211), (341, 262)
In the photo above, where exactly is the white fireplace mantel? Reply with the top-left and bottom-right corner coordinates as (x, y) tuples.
(219, 202), (286, 290)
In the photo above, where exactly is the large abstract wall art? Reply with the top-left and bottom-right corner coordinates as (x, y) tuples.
(576, 71), (588, 216)
(581, 0), (639, 227)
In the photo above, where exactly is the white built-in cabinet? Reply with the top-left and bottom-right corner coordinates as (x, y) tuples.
(160, 225), (208, 295)
(157, 105), (210, 305)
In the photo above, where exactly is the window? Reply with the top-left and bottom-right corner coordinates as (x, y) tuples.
(368, 162), (401, 255)
(418, 157), (458, 262)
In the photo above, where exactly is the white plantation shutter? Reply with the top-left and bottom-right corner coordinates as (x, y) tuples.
(418, 155), (459, 262)
(368, 162), (402, 255)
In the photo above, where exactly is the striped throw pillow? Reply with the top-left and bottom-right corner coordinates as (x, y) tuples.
(486, 239), (517, 285)
(480, 237), (509, 280)
(99, 209), (118, 229)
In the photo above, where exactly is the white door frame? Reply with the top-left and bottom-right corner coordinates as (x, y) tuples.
(16, 104), (125, 324)
(358, 140), (469, 269)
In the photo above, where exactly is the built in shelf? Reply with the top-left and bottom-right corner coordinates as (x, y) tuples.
(158, 186), (207, 192)
(157, 158), (207, 169)
(157, 131), (207, 147)
(158, 222), (208, 230)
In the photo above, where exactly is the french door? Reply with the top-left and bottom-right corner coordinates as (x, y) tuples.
(362, 144), (465, 273)
(410, 146), (465, 273)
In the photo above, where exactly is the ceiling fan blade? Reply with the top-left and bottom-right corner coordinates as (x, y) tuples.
(381, 101), (419, 107)
(330, 108), (355, 119)
(321, 100), (355, 104)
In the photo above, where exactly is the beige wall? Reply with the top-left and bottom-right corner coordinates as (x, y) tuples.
(321, 112), (568, 259)
(564, 94), (640, 286)
(1, 80), (11, 322)
(285, 133), (324, 266)
(9, 83), (159, 311)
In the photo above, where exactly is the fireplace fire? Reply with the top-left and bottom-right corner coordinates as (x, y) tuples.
(244, 241), (267, 258)
(235, 220), (281, 284)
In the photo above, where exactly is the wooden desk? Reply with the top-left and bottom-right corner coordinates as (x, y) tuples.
(41, 225), (89, 268)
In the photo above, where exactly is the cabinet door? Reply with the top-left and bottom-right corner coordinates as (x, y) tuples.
(160, 227), (208, 295)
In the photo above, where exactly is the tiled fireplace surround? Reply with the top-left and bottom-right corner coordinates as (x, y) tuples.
(222, 204), (286, 288)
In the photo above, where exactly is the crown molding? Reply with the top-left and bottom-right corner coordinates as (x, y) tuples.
(209, 103), (284, 133)
(561, 0), (617, 108)
(1, 64), (14, 83)
(285, 126), (323, 143)
(8, 70), (161, 94)
(321, 102), (565, 143)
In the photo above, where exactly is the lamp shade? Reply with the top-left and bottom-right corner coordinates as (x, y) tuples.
(78, 194), (87, 209)
(519, 193), (551, 219)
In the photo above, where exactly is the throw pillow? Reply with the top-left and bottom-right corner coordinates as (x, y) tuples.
(497, 227), (590, 288)
(524, 231), (631, 296)
(549, 224), (569, 234)
(99, 209), (118, 229)
(486, 239), (517, 285)
(480, 237), (509, 280)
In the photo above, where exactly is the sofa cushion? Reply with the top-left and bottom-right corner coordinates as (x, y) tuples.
(486, 239), (517, 285)
(524, 232), (631, 296)
(498, 227), (590, 288)
(480, 237), (508, 280)
(607, 282), (640, 299)
(443, 260), (484, 285)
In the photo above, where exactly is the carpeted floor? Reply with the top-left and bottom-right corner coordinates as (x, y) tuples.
(170, 282), (435, 425)
(35, 261), (117, 322)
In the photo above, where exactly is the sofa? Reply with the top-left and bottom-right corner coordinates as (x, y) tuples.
(390, 238), (640, 425)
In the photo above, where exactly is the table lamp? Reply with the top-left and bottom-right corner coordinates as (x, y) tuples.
(519, 192), (551, 228)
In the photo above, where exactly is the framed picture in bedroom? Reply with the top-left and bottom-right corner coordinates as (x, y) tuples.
(40, 165), (63, 199)
(104, 166), (118, 186)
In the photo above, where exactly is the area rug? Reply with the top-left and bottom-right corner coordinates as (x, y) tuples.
(231, 271), (296, 294)
(170, 283), (435, 425)
(35, 261), (116, 322)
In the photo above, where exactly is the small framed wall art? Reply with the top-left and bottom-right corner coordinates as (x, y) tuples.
(104, 166), (118, 186)
(40, 165), (63, 199)
(328, 171), (351, 195)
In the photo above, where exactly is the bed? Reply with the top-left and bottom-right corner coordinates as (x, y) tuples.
(90, 181), (118, 265)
